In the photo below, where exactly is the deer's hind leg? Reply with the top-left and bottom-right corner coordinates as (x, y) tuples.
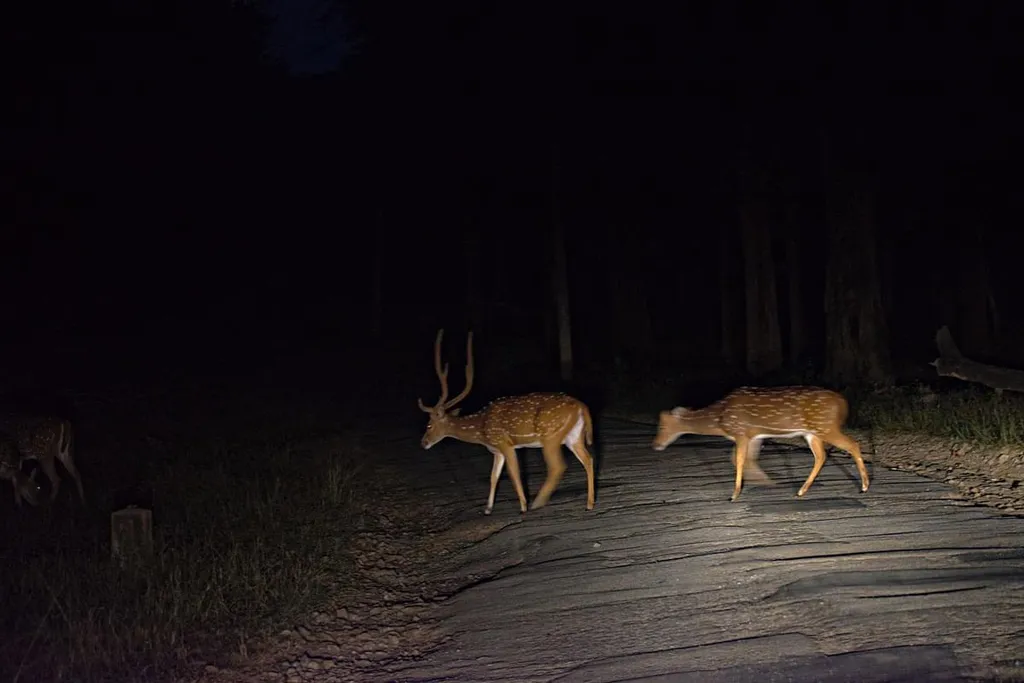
(797, 435), (829, 497)
(826, 430), (871, 493)
(39, 455), (62, 502)
(530, 441), (567, 511)
(566, 437), (596, 510)
(58, 449), (85, 503)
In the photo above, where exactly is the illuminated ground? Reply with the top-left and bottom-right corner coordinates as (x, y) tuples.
(377, 418), (1024, 683)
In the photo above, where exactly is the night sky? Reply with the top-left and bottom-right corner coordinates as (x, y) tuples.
(4, 1), (1022, 396)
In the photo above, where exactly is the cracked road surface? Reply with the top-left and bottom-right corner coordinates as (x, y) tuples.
(379, 418), (1024, 682)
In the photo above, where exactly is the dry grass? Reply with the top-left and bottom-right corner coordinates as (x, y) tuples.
(848, 383), (1024, 447)
(0, 391), (369, 683)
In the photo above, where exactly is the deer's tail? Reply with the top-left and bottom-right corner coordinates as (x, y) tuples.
(583, 405), (594, 446)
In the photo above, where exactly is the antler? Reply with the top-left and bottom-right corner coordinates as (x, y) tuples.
(418, 329), (450, 412)
(444, 330), (474, 409)
(417, 329), (474, 413)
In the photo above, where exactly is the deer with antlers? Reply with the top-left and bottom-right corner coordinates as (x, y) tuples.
(418, 329), (596, 515)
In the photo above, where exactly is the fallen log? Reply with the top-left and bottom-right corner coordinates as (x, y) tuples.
(930, 325), (1024, 394)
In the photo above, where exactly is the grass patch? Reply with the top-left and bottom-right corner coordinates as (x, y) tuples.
(849, 384), (1024, 447)
(0, 398), (368, 683)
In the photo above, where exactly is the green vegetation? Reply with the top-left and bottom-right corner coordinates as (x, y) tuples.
(0, 391), (369, 683)
(848, 384), (1024, 447)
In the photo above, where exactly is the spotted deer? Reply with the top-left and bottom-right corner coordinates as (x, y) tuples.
(0, 434), (41, 507)
(418, 329), (596, 514)
(652, 386), (870, 501)
(0, 416), (85, 504)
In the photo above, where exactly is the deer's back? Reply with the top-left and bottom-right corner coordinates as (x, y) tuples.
(0, 416), (68, 457)
(719, 386), (848, 435)
(482, 392), (584, 444)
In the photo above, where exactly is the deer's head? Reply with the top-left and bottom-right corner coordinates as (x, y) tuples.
(417, 329), (473, 449)
(652, 407), (693, 451)
(19, 469), (41, 506)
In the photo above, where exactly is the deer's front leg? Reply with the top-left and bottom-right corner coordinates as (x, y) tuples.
(798, 435), (828, 497)
(731, 437), (750, 502)
(501, 447), (529, 514)
(485, 447), (506, 515)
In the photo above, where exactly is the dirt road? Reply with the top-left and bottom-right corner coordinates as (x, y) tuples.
(259, 418), (1024, 683)
(377, 417), (1024, 682)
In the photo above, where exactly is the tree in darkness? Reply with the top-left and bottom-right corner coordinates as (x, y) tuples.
(735, 149), (784, 378)
(606, 222), (654, 369)
(740, 200), (783, 377)
(719, 222), (744, 371)
(822, 132), (892, 386)
(782, 196), (806, 367)
(952, 226), (1000, 361)
(550, 145), (575, 382)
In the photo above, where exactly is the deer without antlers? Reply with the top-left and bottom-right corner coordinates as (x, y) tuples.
(0, 416), (85, 505)
(652, 386), (870, 501)
(418, 329), (596, 514)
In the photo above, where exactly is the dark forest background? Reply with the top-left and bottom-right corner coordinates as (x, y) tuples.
(3, 4), (1024, 678)
(4, 0), (1022, 407)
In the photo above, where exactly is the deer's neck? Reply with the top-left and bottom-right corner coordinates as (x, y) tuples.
(684, 405), (729, 437)
(445, 413), (489, 446)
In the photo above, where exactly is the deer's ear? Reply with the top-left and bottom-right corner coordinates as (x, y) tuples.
(671, 407), (690, 418)
(449, 408), (461, 417)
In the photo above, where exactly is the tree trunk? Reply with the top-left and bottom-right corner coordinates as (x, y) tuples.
(740, 202), (783, 377)
(878, 210), (896, 322)
(954, 228), (998, 360)
(370, 212), (384, 339)
(551, 147), (573, 382)
(719, 221), (742, 369)
(552, 222), (573, 382)
(607, 224), (654, 368)
(464, 225), (482, 333)
(784, 205), (805, 365)
(823, 169), (891, 386)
